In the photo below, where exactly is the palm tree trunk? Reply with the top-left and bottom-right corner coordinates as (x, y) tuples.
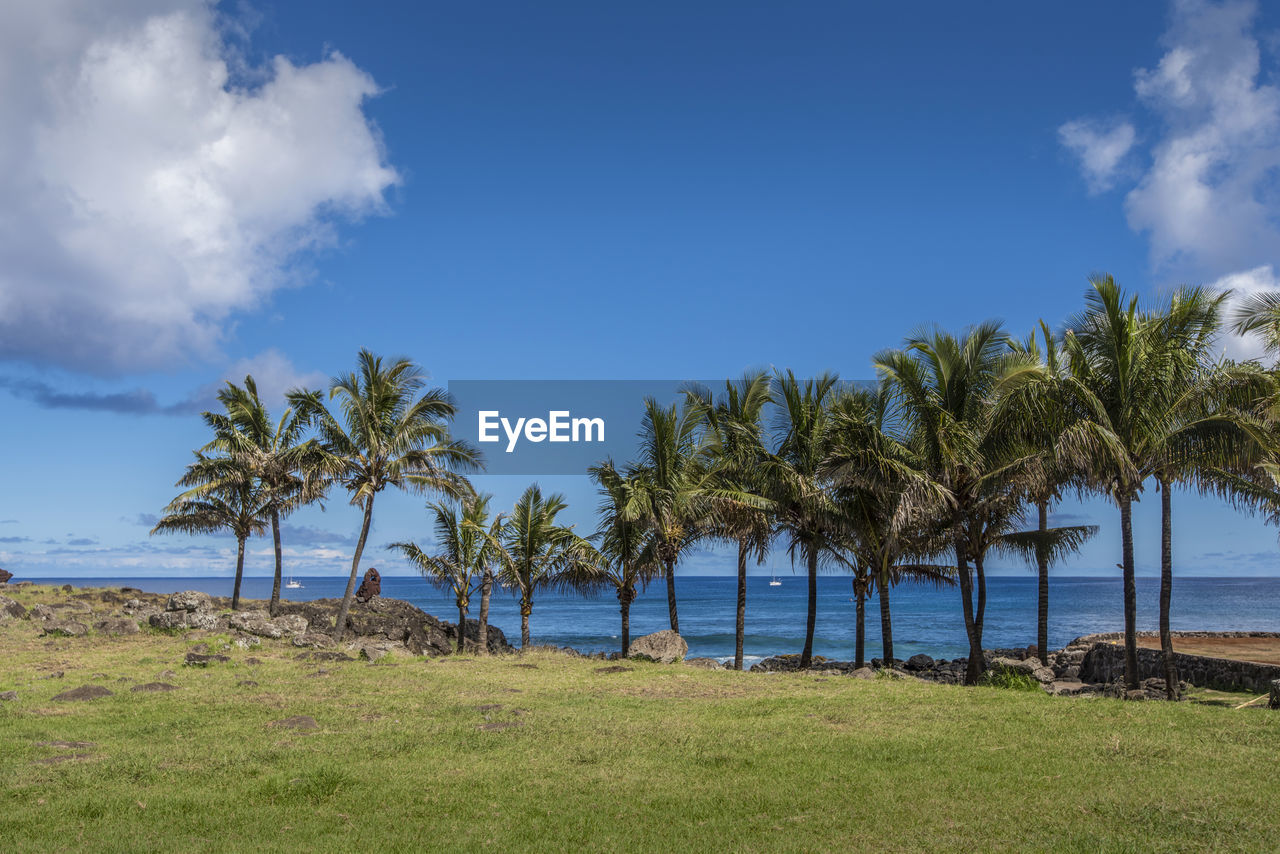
(269, 507), (283, 617)
(520, 597), (532, 648)
(879, 567), (894, 665)
(334, 494), (375, 640)
(457, 603), (467, 654)
(1159, 478), (1179, 700)
(619, 586), (633, 656)
(974, 551), (987, 661)
(955, 531), (983, 685)
(665, 556), (679, 633)
(1119, 493), (1139, 691)
(477, 569), (492, 654)
(232, 536), (246, 611)
(854, 582), (866, 670)
(1037, 498), (1050, 664)
(735, 540), (747, 671)
(800, 546), (818, 668)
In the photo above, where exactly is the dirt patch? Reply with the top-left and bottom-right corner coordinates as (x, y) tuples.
(473, 703), (504, 713)
(35, 740), (95, 749)
(51, 684), (112, 702)
(131, 682), (181, 693)
(31, 754), (95, 765)
(270, 715), (318, 731)
(1136, 636), (1280, 666)
(594, 666), (633, 674)
(477, 721), (523, 732)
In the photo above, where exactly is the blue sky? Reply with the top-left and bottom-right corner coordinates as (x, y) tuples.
(1, 0), (1278, 578)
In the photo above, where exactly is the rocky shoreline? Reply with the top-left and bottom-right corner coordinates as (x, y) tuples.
(4, 582), (1279, 704)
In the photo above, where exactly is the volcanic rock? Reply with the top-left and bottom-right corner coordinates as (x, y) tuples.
(0, 594), (26, 620)
(166, 591), (213, 613)
(93, 617), (140, 636)
(42, 619), (88, 638)
(627, 630), (688, 664)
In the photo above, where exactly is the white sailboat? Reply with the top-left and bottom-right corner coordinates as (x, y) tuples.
(769, 568), (781, 587)
(285, 576), (303, 589)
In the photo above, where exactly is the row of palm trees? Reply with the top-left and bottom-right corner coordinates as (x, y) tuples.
(155, 274), (1280, 699)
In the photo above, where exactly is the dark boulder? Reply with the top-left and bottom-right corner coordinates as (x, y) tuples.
(281, 596), (453, 656)
(0, 568), (12, 584)
(131, 682), (181, 693)
(0, 594), (26, 621)
(905, 653), (935, 671)
(355, 567), (381, 603)
(42, 619), (88, 638)
(447, 618), (516, 654)
(184, 652), (231, 666)
(93, 617), (141, 636)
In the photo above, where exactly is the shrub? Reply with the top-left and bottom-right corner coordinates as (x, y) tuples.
(980, 669), (1042, 692)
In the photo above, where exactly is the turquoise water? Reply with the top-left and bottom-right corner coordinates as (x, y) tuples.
(35, 575), (1280, 664)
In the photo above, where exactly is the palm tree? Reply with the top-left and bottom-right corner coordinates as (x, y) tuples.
(766, 370), (844, 668)
(152, 453), (269, 611)
(685, 372), (775, 671)
(1063, 276), (1256, 695)
(876, 323), (1037, 684)
(202, 376), (327, 616)
(474, 508), (508, 654)
(1005, 322), (1098, 664)
(629, 397), (714, 634)
(389, 494), (497, 653)
(590, 462), (659, 656)
(1144, 288), (1263, 698)
(292, 350), (479, 639)
(824, 385), (954, 665)
(499, 484), (599, 647)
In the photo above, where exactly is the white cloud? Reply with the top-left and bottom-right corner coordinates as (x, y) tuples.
(1061, 1), (1280, 283)
(199, 348), (329, 411)
(1126, 1), (1280, 276)
(1207, 264), (1280, 360)
(0, 0), (398, 375)
(1058, 119), (1136, 193)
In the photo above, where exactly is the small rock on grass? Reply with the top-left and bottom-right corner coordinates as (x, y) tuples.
(184, 652), (230, 667)
(130, 682), (181, 693)
(51, 685), (112, 702)
(0, 691), (17, 701)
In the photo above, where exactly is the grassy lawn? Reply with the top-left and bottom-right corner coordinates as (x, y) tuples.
(1, 588), (1277, 852)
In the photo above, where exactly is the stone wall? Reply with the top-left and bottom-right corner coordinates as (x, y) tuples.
(1077, 632), (1280, 693)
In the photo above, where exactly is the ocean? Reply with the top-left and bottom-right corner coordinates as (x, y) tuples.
(31, 575), (1280, 665)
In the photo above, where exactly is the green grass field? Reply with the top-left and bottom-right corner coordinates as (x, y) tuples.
(1, 586), (1277, 852)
